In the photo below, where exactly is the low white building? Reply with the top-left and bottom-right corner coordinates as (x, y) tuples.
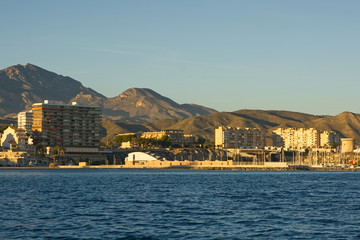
(125, 152), (158, 163)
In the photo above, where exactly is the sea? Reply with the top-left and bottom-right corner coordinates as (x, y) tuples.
(1, 169), (360, 239)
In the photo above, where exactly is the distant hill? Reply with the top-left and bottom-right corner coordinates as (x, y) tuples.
(306, 112), (360, 141)
(0, 64), (217, 122)
(143, 110), (323, 144)
(106, 110), (360, 145)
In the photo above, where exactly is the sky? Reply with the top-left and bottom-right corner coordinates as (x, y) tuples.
(1, 0), (360, 115)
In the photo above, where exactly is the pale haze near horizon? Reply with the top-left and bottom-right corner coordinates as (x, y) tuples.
(1, 0), (359, 116)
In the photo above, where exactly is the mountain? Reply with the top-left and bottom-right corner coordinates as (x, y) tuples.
(0, 63), (105, 117)
(84, 88), (217, 123)
(0, 64), (217, 121)
(3, 64), (360, 144)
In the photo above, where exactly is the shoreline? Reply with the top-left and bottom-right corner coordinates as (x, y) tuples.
(0, 165), (359, 171)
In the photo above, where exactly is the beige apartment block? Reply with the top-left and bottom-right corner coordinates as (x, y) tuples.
(215, 126), (265, 148)
(320, 131), (340, 147)
(273, 128), (320, 149)
(273, 128), (340, 149)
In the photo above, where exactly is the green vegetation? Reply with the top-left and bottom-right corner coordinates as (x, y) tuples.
(52, 146), (65, 155)
(114, 134), (171, 148)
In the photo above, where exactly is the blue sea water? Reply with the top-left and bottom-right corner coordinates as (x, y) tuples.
(1, 170), (360, 239)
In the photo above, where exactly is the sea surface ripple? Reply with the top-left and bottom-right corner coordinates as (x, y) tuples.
(1, 170), (360, 239)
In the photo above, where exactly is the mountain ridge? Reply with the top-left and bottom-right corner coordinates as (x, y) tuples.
(0, 63), (104, 116)
(1, 63), (360, 144)
(0, 64), (217, 121)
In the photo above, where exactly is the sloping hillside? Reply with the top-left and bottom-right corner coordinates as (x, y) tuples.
(74, 87), (217, 122)
(106, 110), (360, 145)
(144, 110), (323, 142)
(0, 64), (217, 122)
(0, 63), (105, 116)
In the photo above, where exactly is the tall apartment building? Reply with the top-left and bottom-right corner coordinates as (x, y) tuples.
(273, 128), (340, 149)
(320, 131), (340, 147)
(32, 100), (101, 148)
(18, 111), (33, 134)
(215, 126), (265, 148)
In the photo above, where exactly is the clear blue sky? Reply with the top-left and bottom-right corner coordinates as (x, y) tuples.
(1, 0), (359, 115)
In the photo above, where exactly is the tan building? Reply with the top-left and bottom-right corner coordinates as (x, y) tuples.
(141, 130), (184, 146)
(273, 128), (341, 149)
(215, 126), (265, 148)
(32, 100), (101, 148)
(320, 131), (340, 147)
(341, 138), (354, 153)
(273, 128), (320, 149)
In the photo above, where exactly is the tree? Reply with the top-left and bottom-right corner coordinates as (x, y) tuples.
(159, 135), (171, 148)
(52, 146), (65, 156)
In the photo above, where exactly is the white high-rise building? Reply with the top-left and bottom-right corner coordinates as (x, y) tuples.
(17, 111), (33, 134)
(273, 128), (340, 149)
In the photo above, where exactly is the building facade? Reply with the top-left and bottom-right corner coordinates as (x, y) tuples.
(341, 138), (354, 153)
(273, 128), (340, 149)
(0, 126), (31, 151)
(215, 126), (265, 148)
(320, 131), (340, 147)
(18, 111), (33, 134)
(141, 130), (184, 146)
(32, 100), (101, 148)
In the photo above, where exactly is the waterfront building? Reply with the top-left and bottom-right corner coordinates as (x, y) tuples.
(320, 131), (340, 147)
(141, 130), (184, 146)
(341, 138), (354, 153)
(0, 126), (32, 151)
(273, 128), (340, 149)
(273, 128), (320, 149)
(18, 111), (33, 134)
(273, 128), (341, 149)
(215, 126), (265, 148)
(125, 152), (158, 164)
(32, 100), (101, 148)
(116, 131), (194, 148)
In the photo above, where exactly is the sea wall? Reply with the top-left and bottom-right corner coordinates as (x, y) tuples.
(123, 160), (290, 169)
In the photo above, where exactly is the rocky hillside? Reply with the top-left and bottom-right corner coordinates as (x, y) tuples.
(0, 63), (105, 117)
(86, 88), (217, 123)
(0, 64), (217, 121)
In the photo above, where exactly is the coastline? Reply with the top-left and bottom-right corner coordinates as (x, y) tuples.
(0, 165), (359, 171)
